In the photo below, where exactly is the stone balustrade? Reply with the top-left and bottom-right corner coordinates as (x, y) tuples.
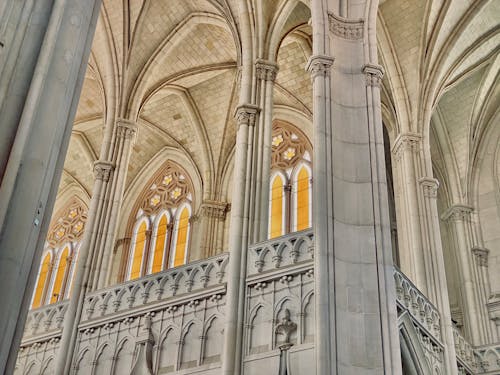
(82, 253), (229, 322)
(474, 343), (500, 374)
(247, 229), (313, 275)
(22, 301), (68, 344)
(453, 325), (476, 373)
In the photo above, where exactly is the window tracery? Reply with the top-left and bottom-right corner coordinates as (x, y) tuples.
(31, 198), (87, 308)
(269, 121), (312, 239)
(125, 161), (194, 281)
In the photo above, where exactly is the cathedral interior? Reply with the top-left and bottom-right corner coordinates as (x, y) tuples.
(0, 0), (499, 374)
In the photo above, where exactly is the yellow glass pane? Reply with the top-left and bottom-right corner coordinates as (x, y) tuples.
(50, 246), (69, 304)
(152, 215), (168, 274)
(270, 175), (284, 238)
(130, 221), (147, 280)
(32, 253), (52, 308)
(173, 208), (189, 267)
(296, 167), (310, 231)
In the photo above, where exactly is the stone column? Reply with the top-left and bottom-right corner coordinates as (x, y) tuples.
(0, 1), (101, 373)
(442, 204), (493, 344)
(251, 59), (278, 242)
(91, 119), (137, 290)
(307, 7), (400, 373)
(222, 104), (258, 375)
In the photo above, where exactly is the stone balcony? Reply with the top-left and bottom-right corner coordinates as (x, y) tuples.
(16, 230), (500, 374)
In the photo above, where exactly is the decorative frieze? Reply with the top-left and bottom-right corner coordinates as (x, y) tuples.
(93, 160), (114, 181)
(235, 104), (259, 128)
(363, 63), (384, 87)
(472, 247), (489, 267)
(255, 59), (279, 82)
(420, 177), (440, 198)
(328, 12), (364, 40)
(306, 54), (334, 79)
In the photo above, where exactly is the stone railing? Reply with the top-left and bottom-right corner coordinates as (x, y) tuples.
(247, 229), (313, 276)
(82, 253), (229, 322)
(474, 343), (500, 374)
(394, 268), (441, 339)
(453, 325), (476, 373)
(21, 300), (68, 344)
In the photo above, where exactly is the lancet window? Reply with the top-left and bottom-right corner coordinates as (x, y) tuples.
(31, 198), (87, 308)
(125, 161), (194, 281)
(269, 122), (312, 239)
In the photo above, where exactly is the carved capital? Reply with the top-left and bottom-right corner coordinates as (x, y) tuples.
(363, 63), (384, 87)
(235, 104), (259, 128)
(255, 59), (279, 82)
(391, 133), (421, 160)
(116, 118), (138, 140)
(275, 309), (297, 345)
(306, 54), (334, 79)
(472, 247), (489, 267)
(487, 294), (500, 326)
(93, 160), (114, 181)
(328, 12), (364, 40)
(199, 200), (229, 220)
(441, 204), (473, 222)
(419, 177), (439, 198)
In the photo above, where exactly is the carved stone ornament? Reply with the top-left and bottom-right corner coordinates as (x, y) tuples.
(255, 59), (279, 82)
(419, 177), (439, 198)
(235, 104), (259, 128)
(306, 54), (334, 79)
(199, 200), (229, 220)
(93, 160), (114, 181)
(116, 118), (138, 140)
(363, 63), (384, 87)
(275, 309), (297, 345)
(441, 204), (473, 222)
(47, 197), (88, 248)
(472, 247), (489, 267)
(391, 133), (421, 160)
(328, 12), (364, 40)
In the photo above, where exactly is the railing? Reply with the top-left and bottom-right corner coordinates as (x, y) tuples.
(474, 343), (500, 374)
(394, 268), (441, 339)
(247, 229), (314, 275)
(453, 325), (476, 373)
(22, 300), (68, 344)
(83, 253), (229, 321)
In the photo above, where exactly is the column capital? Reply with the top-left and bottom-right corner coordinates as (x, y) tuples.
(93, 160), (114, 181)
(419, 177), (439, 198)
(199, 200), (229, 220)
(116, 118), (138, 139)
(328, 12), (364, 40)
(487, 294), (500, 326)
(391, 132), (422, 158)
(255, 59), (279, 82)
(305, 54), (334, 79)
(472, 247), (489, 267)
(363, 64), (384, 87)
(441, 204), (474, 222)
(234, 104), (259, 128)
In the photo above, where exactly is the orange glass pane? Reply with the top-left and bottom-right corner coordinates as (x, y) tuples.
(152, 215), (168, 274)
(270, 175), (284, 238)
(173, 208), (189, 267)
(296, 167), (310, 231)
(50, 246), (69, 304)
(130, 221), (147, 280)
(32, 253), (52, 308)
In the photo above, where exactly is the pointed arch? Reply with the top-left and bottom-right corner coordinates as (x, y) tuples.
(171, 204), (192, 268)
(128, 217), (150, 280)
(49, 244), (71, 304)
(149, 211), (170, 274)
(269, 172), (287, 239)
(32, 251), (53, 309)
(292, 162), (312, 231)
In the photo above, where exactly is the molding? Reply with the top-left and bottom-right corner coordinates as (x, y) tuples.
(305, 54), (334, 79)
(363, 63), (384, 87)
(328, 12), (364, 40)
(255, 59), (279, 82)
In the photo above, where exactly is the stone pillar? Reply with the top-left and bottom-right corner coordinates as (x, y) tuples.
(442, 204), (493, 344)
(92, 119), (137, 290)
(307, 6), (400, 373)
(0, 1), (101, 373)
(251, 59), (278, 242)
(222, 104), (258, 375)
